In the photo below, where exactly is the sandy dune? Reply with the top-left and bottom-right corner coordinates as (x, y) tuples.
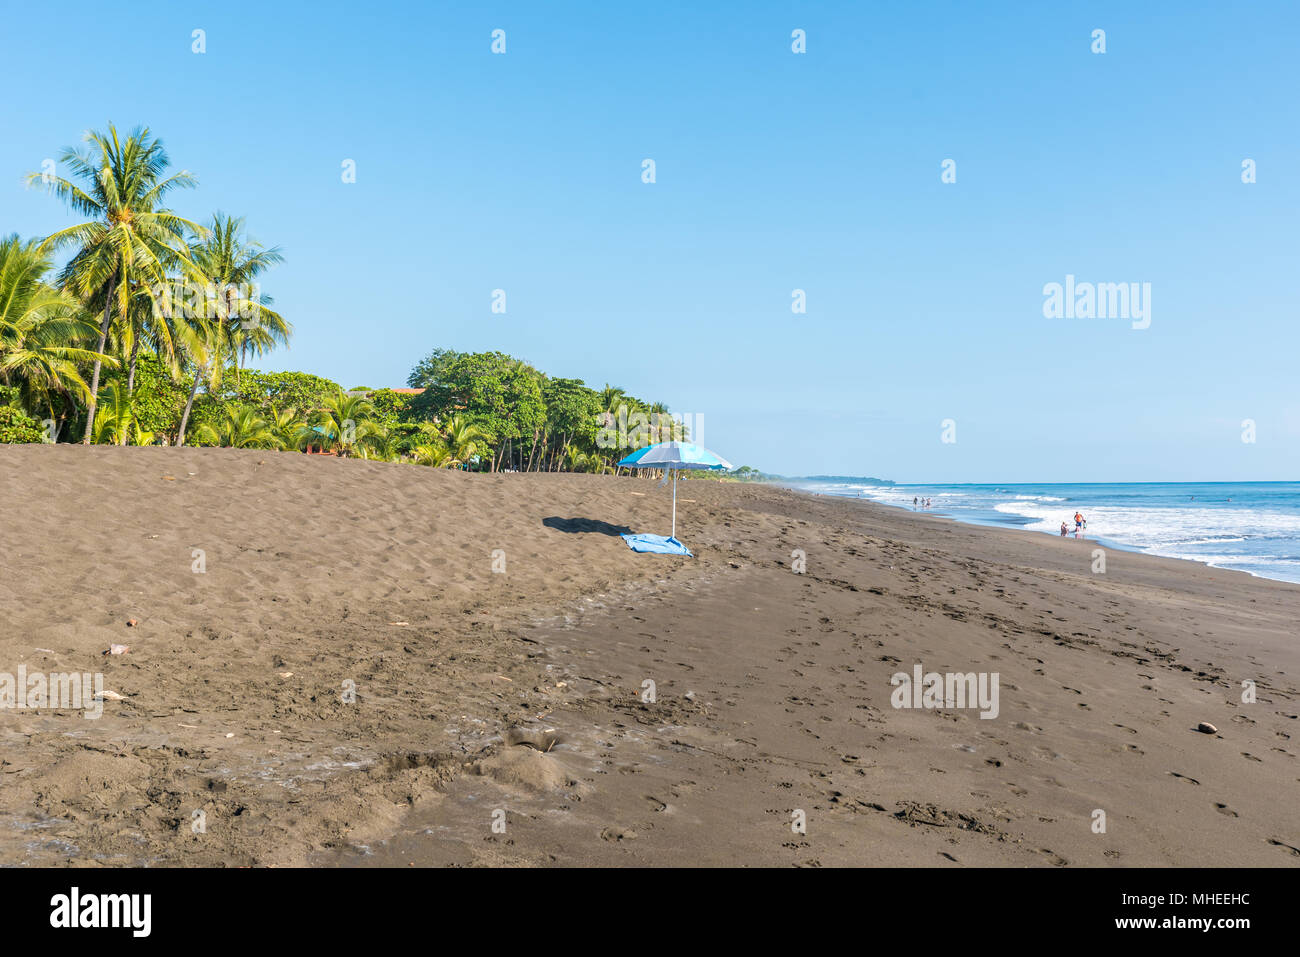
(1, 446), (1296, 866)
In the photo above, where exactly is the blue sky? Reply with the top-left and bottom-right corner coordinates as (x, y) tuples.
(2, 0), (1297, 480)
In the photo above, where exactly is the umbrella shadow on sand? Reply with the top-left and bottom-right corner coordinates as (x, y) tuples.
(543, 517), (635, 537)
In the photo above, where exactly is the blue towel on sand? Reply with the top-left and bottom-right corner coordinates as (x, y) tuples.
(621, 533), (693, 556)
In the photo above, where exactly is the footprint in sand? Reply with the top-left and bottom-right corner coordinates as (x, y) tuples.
(1267, 838), (1300, 856)
(1241, 752), (1262, 762)
(599, 827), (637, 842)
(1214, 803), (1238, 817)
(1168, 771), (1201, 785)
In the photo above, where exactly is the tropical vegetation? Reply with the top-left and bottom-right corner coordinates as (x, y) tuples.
(1, 124), (757, 476)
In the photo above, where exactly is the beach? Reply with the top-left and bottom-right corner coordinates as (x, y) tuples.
(1, 445), (1297, 867)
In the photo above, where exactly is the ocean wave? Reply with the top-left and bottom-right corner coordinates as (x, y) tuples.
(1146, 550), (1300, 568)
(1154, 537), (1248, 547)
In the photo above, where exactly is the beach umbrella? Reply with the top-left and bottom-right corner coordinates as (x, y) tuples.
(616, 441), (733, 544)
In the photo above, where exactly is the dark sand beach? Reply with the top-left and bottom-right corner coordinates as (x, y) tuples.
(1, 446), (1297, 867)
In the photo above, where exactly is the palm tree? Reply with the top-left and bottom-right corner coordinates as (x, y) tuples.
(359, 426), (401, 462)
(266, 403), (306, 449)
(28, 124), (204, 443)
(193, 405), (280, 449)
(412, 438), (455, 468)
(91, 381), (134, 445)
(177, 213), (288, 445)
(190, 213), (288, 375)
(0, 236), (111, 436)
(173, 303), (223, 446)
(599, 384), (625, 413)
(309, 389), (376, 456)
(442, 415), (488, 467)
(117, 265), (204, 399)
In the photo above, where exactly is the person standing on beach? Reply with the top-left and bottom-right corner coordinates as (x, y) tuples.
(1060, 521), (1068, 536)
(1074, 511), (1085, 531)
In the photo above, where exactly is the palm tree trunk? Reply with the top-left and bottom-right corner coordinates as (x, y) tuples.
(127, 337), (140, 396)
(525, 429), (540, 472)
(56, 389), (72, 442)
(177, 367), (203, 447)
(81, 273), (117, 444)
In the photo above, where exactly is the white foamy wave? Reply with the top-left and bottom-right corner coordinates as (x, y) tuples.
(1013, 494), (1065, 502)
(855, 488), (928, 506)
(1154, 537), (1247, 547)
(993, 501), (1300, 544)
(1145, 550), (1300, 569)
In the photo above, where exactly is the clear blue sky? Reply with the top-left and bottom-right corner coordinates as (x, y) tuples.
(3, 0), (1296, 481)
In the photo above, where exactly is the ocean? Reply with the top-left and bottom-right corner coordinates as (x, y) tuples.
(782, 479), (1300, 585)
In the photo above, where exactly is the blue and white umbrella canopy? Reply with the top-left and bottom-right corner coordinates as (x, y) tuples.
(616, 442), (733, 544)
(616, 441), (733, 472)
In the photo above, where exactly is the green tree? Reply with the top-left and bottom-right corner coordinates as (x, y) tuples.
(359, 426), (402, 462)
(407, 351), (544, 471)
(29, 124), (204, 442)
(231, 370), (342, 414)
(0, 235), (110, 438)
(308, 389), (377, 456)
(412, 437), (454, 468)
(406, 347), (460, 389)
(442, 414), (488, 466)
(542, 376), (601, 472)
(0, 405), (46, 443)
(90, 381), (135, 445)
(194, 404), (280, 448)
(178, 213), (289, 444)
(265, 403), (307, 449)
(125, 351), (192, 441)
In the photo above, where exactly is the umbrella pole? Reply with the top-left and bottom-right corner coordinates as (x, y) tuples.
(671, 470), (677, 539)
